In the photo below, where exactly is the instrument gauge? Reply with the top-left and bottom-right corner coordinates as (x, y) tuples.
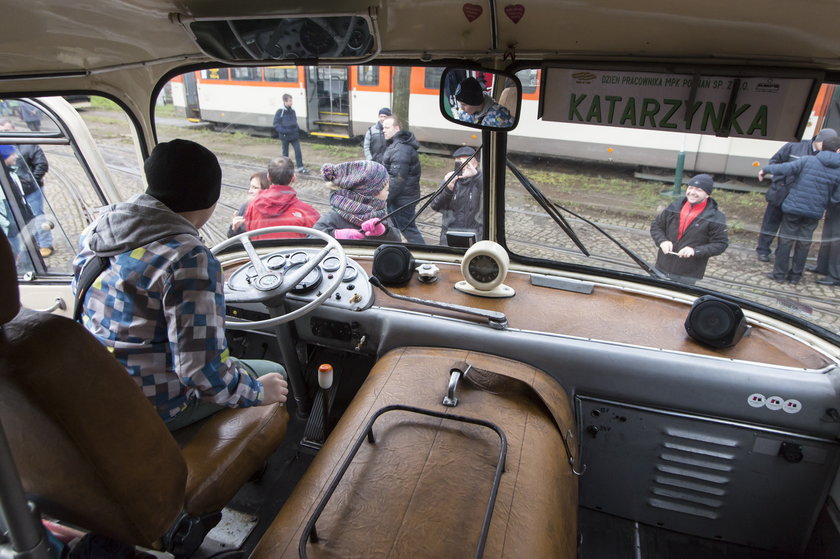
(288, 263), (323, 293)
(289, 251), (309, 265)
(342, 265), (358, 282)
(322, 256), (342, 272)
(266, 254), (286, 270)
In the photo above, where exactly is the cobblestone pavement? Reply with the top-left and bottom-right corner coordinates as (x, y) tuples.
(28, 122), (839, 335)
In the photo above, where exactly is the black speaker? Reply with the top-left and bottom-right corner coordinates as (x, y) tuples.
(684, 295), (749, 348)
(372, 244), (415, 285)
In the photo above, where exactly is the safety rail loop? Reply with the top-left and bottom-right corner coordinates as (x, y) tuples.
(299, 404), (508, 559)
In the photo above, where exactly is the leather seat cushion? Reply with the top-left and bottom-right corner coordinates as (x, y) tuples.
(173, 403), (289, 515)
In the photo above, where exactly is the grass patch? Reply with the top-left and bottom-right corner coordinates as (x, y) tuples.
(90, 96), (122, 111)
(155, 103), (176, 118)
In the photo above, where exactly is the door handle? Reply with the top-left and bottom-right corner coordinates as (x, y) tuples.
(36, 297), (67, 313)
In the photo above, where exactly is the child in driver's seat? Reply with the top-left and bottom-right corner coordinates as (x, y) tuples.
(314, 160), (402, 242)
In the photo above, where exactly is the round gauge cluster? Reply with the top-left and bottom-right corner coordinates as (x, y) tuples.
(322, 256), (357, 282)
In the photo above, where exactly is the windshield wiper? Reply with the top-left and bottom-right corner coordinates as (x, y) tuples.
(506, 159), (665, 279)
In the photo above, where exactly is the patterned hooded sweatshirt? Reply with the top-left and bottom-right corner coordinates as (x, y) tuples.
(72, 193), (263, 422)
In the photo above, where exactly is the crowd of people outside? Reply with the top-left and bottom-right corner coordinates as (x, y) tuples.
(227, 110), (486, 248)
(0, 112), (52, 265)
(645, 127), (840, 288)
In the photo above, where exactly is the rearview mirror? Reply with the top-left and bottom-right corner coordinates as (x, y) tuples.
(439, 68), (521, 131)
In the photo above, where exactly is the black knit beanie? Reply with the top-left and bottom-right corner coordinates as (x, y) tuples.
(144, 139), (222, 212)
(455, 77), (485, 106)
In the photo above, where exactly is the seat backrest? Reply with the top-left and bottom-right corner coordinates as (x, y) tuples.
(0, 229), (188, 547)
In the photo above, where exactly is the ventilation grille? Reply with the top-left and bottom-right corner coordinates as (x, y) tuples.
(648, 427), (738, 519)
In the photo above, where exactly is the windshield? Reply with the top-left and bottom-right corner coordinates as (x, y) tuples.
(154, 64), (840, 336)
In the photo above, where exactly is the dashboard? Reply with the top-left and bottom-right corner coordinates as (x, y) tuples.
(225, 248), (375, 312)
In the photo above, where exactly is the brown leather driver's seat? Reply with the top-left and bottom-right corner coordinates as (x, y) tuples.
(0, 230), (289, 557)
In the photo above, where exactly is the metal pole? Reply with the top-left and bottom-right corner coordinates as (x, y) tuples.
(671, 134), (687, 196)
(0, 421), (53, 558)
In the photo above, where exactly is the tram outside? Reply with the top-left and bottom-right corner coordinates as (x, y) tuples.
(1, 2), (840, 559)
(170, 65), (840, 180)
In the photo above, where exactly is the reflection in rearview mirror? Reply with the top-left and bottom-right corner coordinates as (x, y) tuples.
(440, 68), (521, 131)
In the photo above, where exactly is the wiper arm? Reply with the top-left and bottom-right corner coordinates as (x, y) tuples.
(370, 276), (507, 330)
(549, 201), (666, 279)
(506, 159), (665, 279)
(506, 159), (589, 256)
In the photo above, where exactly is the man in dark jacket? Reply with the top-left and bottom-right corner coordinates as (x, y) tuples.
(381, 115), (425, 244)
(272, 94), (307, 173)
(650, 173), (729, 285)
(363, 107), (391, 163)
(761, 136), (840, 284)
(756, 128), (837, 262)
(431, 146), (483, 245)
(0, 119), (51, 256)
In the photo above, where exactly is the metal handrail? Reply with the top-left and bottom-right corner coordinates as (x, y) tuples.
(299, 404), (508, 559)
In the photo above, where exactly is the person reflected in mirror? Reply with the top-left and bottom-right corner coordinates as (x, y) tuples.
(756, 128), (837, 263)
(454, 77), (513, 128)
(313, 160), (400, 242)
(760, 136), (840, 285)
(432, 146), (483, 246)
(444, 69), (467, 117)
(244, 156), (320, 241)
(72, 139), (289, 430)
(19, 102), (41, 132)
(0, 119), (52, 256)
(650, 174), (729, 285)
(228, 171), (269, 237)
(381, 115), (426, 244)
(363, 107), (391, 164)
(273, 93), (307, 174)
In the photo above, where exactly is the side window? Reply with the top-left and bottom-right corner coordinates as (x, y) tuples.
(358, 66), (379, 86)
(424, 67), (444, 90)
(0, 97), (142, 277)
(230, 67), (261, 81)
(201, 68), (230, 80)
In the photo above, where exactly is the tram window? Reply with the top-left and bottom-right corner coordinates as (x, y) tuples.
(264, 67), (298, 83)
(424, 68), (444, 90)
(0, 97), (137, 277)
(516, 69), (539, 94)
(358, 66), (379, 86)
(230, 67), (261, 82)
(202, 68), (229, 80)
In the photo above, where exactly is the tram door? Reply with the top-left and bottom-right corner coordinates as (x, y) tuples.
(182, 72), (201, 121)
(821, 85), (840, 134)
(305, 66), (351, 139)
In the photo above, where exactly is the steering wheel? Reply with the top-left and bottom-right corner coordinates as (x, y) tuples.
(210, 226), (347, 330)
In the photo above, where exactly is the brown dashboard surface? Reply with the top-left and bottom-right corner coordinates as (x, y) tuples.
(359, 261), (830, 370)
(221, 257), (830, 369)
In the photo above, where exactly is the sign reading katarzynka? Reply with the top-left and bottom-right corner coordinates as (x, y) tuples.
(539, 68), (819, 141)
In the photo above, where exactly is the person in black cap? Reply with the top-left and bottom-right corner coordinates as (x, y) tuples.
(431, 146), (484, 245)
(72, 139), (288, 430)
(650, 173), (729, 285)
(756, 127), (838, 263)
(363, 107), (391, 164)
(453, 76), (513, 128)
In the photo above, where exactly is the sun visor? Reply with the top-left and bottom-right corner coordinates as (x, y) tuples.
(175, 13), (379, 64)
(538, 66), (822, 141)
